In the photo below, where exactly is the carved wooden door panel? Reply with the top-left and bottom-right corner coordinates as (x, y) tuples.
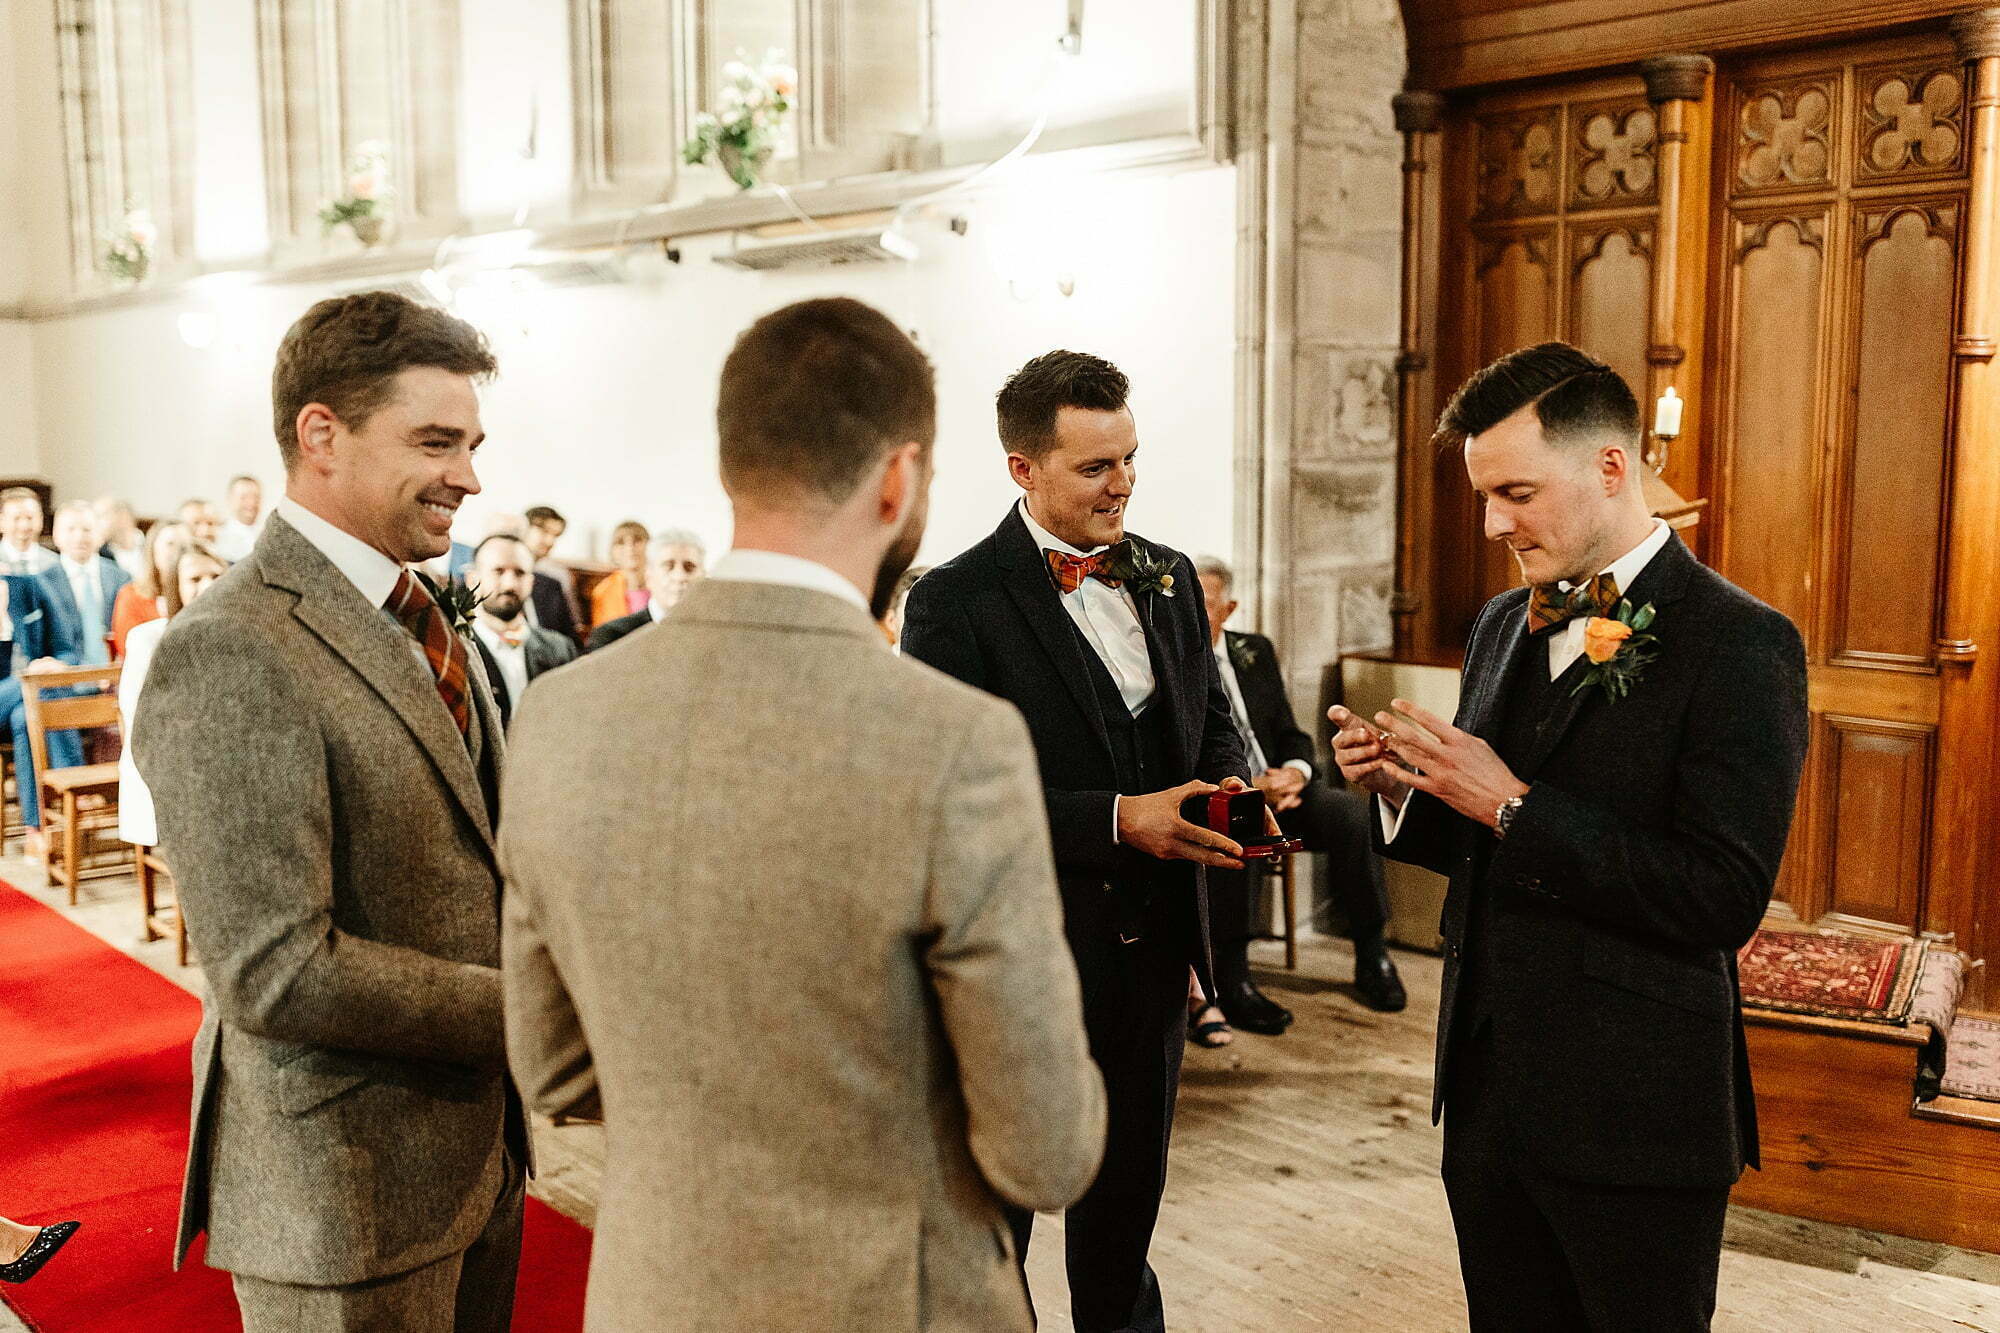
(1708, 36), (1968, 934)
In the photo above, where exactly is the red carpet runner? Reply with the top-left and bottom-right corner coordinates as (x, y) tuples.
(0, 879), (592, 1331)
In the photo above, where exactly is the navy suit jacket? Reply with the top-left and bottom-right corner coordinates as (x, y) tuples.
(902, 507), (1249, 990)
(1377, 535), (1807, 1190)
(34, 556), (131, 664)
(2, 574), (60, 670)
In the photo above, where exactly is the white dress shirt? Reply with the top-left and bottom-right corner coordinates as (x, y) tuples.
(276, 498), (435, 676)
(61, 555), (112, 665)
(1379, 519), (1674, 843)
(215, 517), (263, 563)
(1018, 500), (1156, 716)
(1, 540), (56, 576)
(472, 619), (532, 710)
(1212, 641), (1313, 780)
(707, 548), (872, 614)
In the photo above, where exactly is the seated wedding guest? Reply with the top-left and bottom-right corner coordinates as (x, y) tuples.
(0, 1214), (80, 1285)
(178, 498), (221, 547)
(1, 572), (84, 857)
(109, 521), (190, 658)
(584, 529), (704, 651)
(501, 296), (1104, 1331)
(213, 475), (265, 562)
(523, 505), (583, 636)
(587, 519), (650, 629)
(92, 496), (148, 578)
(118, 544), (228, 849)
(1192, 556), (1405, 1039)
(38, 501), (130, 668)
(0, 488), (56, 575)
(464, 534), (577, 728)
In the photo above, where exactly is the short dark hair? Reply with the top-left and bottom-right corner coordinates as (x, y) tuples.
(717, 297), (936, 507)
(1435, 342), (1639, 452)
(525, 505), (565, 529)
(996, 351), (1131, 461)
(271, 290), (497, 472)
(471, 532), (532, 565)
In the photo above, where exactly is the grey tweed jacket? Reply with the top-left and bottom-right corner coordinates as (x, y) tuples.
(501, 577), (1107, 1332)
(135, 513), (515, 1286)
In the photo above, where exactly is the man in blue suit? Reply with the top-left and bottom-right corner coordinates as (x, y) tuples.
(2, 572), (84, 846)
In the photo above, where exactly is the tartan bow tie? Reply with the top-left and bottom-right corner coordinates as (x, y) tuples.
(386, 569), (471, 735)
(1527, 572), (1621, 636)
(1046, 546), (1124, 596)
(494, 622), (527, 648)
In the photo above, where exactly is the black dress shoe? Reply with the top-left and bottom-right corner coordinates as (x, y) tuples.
(0, 1221), (80, 1284)
(1353, 945), (1407, 1013)
(1221, 984), (1293, 1035)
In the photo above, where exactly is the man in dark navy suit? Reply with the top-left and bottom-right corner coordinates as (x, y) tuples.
(904, 351), (1253, 1333)
(1332, 343), (1807, 1331)
(2, 572), (86, 845)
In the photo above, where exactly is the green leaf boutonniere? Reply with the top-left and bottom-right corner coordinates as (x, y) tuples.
(1102, 541), (1178, 598)
(1572, 599), (1658, 701)
(418, 570), (485, 637)
(1228, 636), (1259, 670)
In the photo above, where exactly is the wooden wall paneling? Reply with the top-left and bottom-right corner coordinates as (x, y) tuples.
(1928, 8), (2000, 997)
(1569, 223), (1653, 400)
(1837, 199), (1961, 669)
(1393, 91), (1448, 663)
(1639, 55), (1716, 532)
(1821, 714), (1935, 929)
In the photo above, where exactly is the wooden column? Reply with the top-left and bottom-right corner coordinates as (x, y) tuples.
(1930, 9), (2000, 997)
(1391, 90), (1445, 663)
(1637, 54), (1715, 513)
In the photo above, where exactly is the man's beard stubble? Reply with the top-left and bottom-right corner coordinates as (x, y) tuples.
(484, 591), (526, 623)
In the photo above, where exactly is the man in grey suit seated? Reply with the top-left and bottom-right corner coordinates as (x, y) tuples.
(501, 297), (1107, 1332)
(136, 291), (523, 1331)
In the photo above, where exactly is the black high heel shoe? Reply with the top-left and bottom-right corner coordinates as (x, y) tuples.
(0, 1221), (81, 1284)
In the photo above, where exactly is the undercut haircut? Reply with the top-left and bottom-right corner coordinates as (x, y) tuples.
(718, 297), (936, 507)
(996, 350), (1131, 461)
(1434, 342), (1640, 453)
(271, 290), (497, 472)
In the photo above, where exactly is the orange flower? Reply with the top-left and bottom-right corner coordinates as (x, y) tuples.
(1583, 616), (1632, 664)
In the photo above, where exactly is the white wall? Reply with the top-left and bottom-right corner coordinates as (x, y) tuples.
(32, 163), (1239, 569)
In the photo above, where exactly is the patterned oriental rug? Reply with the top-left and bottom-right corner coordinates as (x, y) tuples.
(1737, 927), (1929, 1023)
(1942, 1015), (2000, 1104)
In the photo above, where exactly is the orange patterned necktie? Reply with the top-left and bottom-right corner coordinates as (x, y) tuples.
(385, 569), (471, 734)
(1526, 572), (1621, 636)
(1046, 547), (1123, 596)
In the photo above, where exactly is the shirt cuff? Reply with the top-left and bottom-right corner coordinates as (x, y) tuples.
(1111, 794), (1121, 845)
(1283, 758), (1313, 780)
(1377, 791), (1411, 843)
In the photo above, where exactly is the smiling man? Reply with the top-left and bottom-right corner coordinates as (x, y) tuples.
(903, 350), (1253, 1333)
(1331, 342), (1807, 1331)
(134, 291), (524, 1331)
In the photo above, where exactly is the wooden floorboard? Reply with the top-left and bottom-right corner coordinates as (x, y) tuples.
(10, 853), (1999, 1331)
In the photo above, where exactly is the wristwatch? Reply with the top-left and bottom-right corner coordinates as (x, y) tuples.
(1493, 794), (1525, 840)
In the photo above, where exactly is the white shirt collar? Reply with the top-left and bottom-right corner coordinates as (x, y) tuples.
(706, 549), (870, 613)
(277, 496), (406, 609)
(1564, 518), (1673, 598)
(472, 619), (525, 655)
(1017, 498), (1111, 558)
(61, 554), (98, 580)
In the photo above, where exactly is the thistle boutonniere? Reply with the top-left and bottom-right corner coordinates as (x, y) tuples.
(1572, 599), (1658, 701)
(417, 569), (484, 637)
(1102, 541), (1177, 598)
(1229, 636), (1259, 670)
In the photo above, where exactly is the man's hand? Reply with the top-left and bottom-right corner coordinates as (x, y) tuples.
(1371, 698), (1528, 829)
(1118, 779), (1246, 869)
(1252, 766), (1307, 813)
(1329, 705), (1411, 806)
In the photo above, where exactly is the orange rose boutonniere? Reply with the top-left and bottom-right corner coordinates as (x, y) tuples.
(1573, 599), (1658, 701)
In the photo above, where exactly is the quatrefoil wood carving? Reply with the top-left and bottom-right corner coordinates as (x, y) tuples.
(1576, 105), (1657, 203)
(1478, 115), (1559, 217)
(1862, 69), (1963, 175)
(1738, 83), (1832, 189)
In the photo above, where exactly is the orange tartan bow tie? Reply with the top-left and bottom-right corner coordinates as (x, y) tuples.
(1045, 548), (1123, 596)
(494, 622), (527, 649)
(385, 569), (471, 735)
(1527, 572), (1621, 636)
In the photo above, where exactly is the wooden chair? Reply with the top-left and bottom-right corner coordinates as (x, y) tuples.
(0, 743), (23, 854)
(135, 844), (189, 967)
(1251, 853), (1301, 972)
(21, 663), (124, 901)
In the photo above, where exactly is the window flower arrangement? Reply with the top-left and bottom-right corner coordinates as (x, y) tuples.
(682, 53), (798, 190)
(319, 140), (395, 246)
(102, 207), (157, 284)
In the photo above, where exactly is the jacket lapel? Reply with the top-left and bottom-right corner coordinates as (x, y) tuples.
(260, 518), (495, 848)
(1462, 600), (1530, 746)
(995, 509), (1116, 766)
(1516, 533), (1697, 779)
(1130, 553), (1190, 769)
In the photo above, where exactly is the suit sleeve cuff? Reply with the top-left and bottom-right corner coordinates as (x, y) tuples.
(1111, 794), (1121, 845)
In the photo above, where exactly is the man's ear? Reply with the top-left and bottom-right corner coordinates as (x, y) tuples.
(878, 441), (923, 524)
(1006, 452), (1035, 494)
(1598, 440), (1633, 497)
(295, 404), (340, 475)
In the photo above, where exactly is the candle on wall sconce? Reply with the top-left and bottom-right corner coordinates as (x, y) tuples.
(1649, 386), (1684, 471)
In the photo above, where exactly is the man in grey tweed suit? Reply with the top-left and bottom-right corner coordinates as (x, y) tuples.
(136, 292), (525, 1330)
(502, 297), (1107, 1331)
